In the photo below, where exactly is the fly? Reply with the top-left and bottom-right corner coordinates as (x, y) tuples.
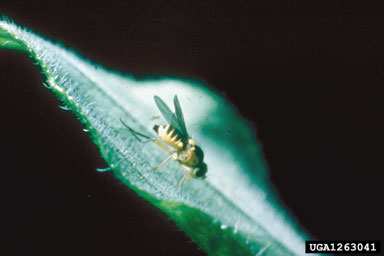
(120, 95), (207, 184)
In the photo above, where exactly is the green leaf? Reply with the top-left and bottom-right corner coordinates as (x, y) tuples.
(0, 17), (311, 256)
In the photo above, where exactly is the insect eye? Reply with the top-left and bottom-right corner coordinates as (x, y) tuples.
(194, 146), (204, 160)
(195, 163), (207, 178)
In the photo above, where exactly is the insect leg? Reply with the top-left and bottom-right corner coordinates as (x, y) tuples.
(177, 169), (193, 187)
(153, 152), (177, 171)
(120, 118), (154, 143)
(153, 138), (176, 154)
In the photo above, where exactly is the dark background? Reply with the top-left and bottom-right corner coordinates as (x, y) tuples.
(1, 1), (383, 255)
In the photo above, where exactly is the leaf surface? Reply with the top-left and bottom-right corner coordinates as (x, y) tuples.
(0, 17), (311, 256)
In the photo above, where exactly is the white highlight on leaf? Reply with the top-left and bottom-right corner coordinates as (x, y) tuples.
(0, 18), (317, 256)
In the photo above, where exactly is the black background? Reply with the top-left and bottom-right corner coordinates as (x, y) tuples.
(1, 1), (384, 255)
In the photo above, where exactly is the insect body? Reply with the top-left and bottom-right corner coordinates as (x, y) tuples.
(121, 95), (207, 182)
(153, 124), (206, 178)
(152, 95), (207, 179)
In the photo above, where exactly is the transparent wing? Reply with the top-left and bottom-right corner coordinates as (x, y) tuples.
(153, 95), (184, 137)
(173, 95), (188, 138)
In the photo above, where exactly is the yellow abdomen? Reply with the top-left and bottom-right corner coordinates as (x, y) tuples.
(155, 124), (184, 150)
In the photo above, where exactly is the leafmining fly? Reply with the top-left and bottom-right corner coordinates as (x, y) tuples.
(120, 95), (207, 184)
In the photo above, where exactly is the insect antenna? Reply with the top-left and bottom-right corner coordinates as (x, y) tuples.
(119, 118), (153, 143)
